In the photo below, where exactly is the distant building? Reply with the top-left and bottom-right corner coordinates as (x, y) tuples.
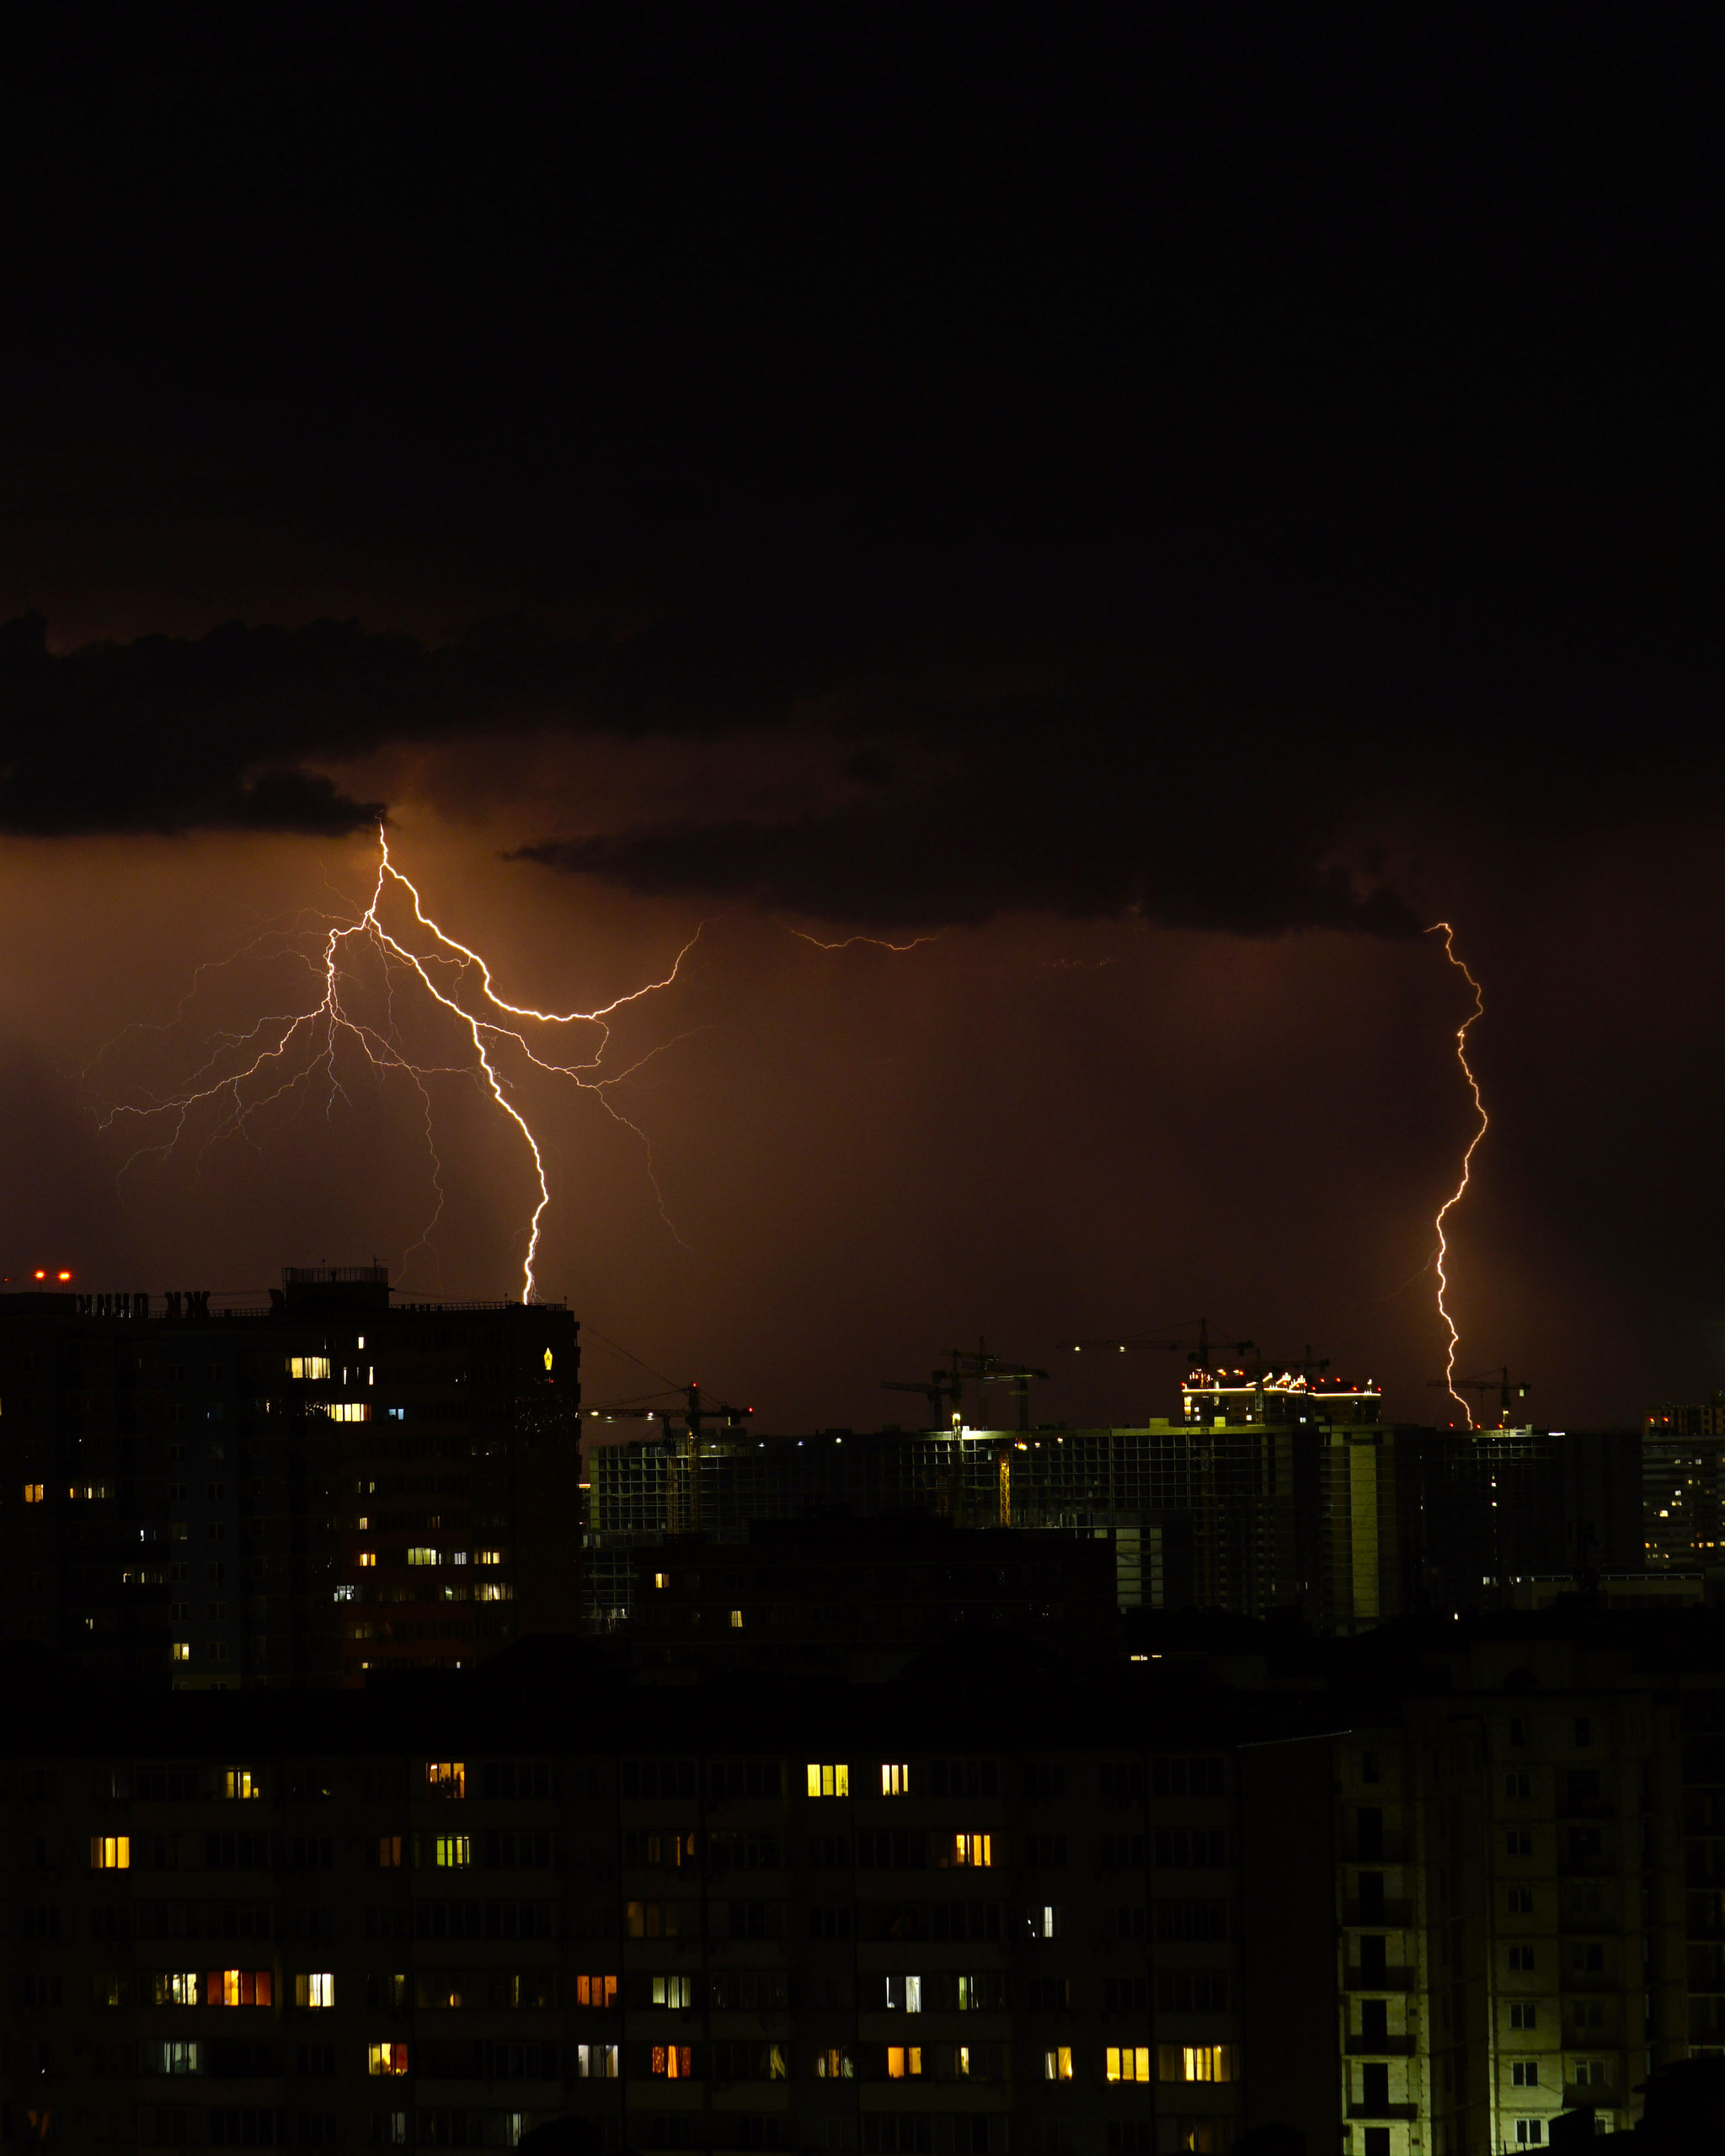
(0, 1267), (579, 1688)
(1643, 1397), (1725, 1570)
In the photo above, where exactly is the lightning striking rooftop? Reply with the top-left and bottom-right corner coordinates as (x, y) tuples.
(1429, 921), (1487, 1428)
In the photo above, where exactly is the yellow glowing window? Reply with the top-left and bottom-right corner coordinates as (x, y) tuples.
(651, 1976), (692, 2008)
(1107, 2047), (1151, 2083)
(425, 1761), (466, 1797)
(150, 1972), (200, 2007)
(1160, 2044), (1236, 2084)
(953, 1832), (992, 1867)
(478, 1549), (502, 1566)
(89, 1835), (130, 1870)
(1044, 2047), (1073, 2081)
(476, 1582), (512, 1601)
(323, 1402), (370, 1422)
(888, 2047), (923, 2079)
(357, 1550), (376, 1568)
(294, 1973), (334, 2009)
(651, 2045), (692, 2079)
(288, 1357), (332, 1380)
(576, 1974), (619, 2007)
(577, 2043), (619, 2078)
(222, 1769), (260, 1800)
(430, 1834), (470, 1869)
(730, 1609), (744, 1629)
(408, 1546), (441, 1566)
(544, 1349), (554, 1371)
(654, 1572), (670, 1590)
(172, 1641), (191, 1662)
(368, 2041), (409, 2076)
(815, 2049), (854, 2079)
(22, 1484), (42, 1503)
(807, 1763), (849, 1797)
(881, 1763), (910, 1794)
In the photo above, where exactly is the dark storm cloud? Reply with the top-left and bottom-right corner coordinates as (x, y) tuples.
(0, 602), (1422, 937)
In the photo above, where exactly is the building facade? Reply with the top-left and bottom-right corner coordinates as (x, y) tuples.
(0, 1267), (579, 1689)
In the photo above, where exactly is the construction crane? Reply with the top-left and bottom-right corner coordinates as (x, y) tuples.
(1071, 1316), (1256, 1371)
(884, 1340), (1050, 1431)
(1428, 1366), (1532, 1424)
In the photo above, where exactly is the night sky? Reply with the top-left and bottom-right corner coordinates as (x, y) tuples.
(0, 16), (1716, 1431)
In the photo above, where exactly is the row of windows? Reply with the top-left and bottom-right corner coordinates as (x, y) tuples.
(616, 1758), (1226, 1803)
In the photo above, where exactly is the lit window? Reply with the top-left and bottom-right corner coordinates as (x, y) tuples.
(953, 1832), (992, 1867)
(172, 1641), (191, 1662)
(407, 1546), (441, 1566)
(905, 1976), (923, 2013)
(882, 1763), (910, 1794)
(1107, 2047), (1152, 2083)
(287, 1357), (332, 1380)
(477, 1549), (502, 1565)
(651, 1976), (692, 2008)
(149, 1972), (200, 2007)
(23, 1483), (42, 1503)
(651, 2045), (693, 2079)
(322, 1402), (371, 1422)
(1037, 1905), (1060, 1937)
(377, 1836), (403, 1868)
(222, 1769), (259, 1800)
(576, 1974), (619, 2007)
(1157, 2045), (1236, 2084)
(807, 1763), (850, 1797)
(295, 1973), (335, 2009)
(654, 1572), (670, 1590)
(368, 2041), (409, 2076)
(357, 1551), (377, 1568)
(210, 1969), (272, 2007)
(89, 1835), (130, 1870)
(1044, 2047), (1073, 2081)
(577, 2043), (619, 2078)
(814, 2048), (854, 2079)
(888, 2047), (924, 2079)
(544, 1349), (554, 1371)
(427, 1834), (470, 1869)
(144, 2039), (202, 2075)
(425, 1761), (466, 1797)
(729, 1608), (745, 1629)
(476, 1582), (513, 1601)
(357, 1337), (366, 1350)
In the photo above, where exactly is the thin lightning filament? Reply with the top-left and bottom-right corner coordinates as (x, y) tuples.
(1428, 921), (1487, 1428)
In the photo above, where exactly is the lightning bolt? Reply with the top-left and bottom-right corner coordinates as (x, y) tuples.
(783, 926), (938, 953)
(1428, 921), (1487, 1428)
(88, 825), (702, 1303)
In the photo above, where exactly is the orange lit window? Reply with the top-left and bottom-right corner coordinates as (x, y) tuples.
(377, 1836), (403, 1869)
(887, 2047), (923, 2079)
(89, 1836), (130, 1870)
(207, 1969), (271, 2007)
(368, 2041), (409, 2076)
(952, 1833), (991, 1867)
(651, 2045), (693, 2079)
(1044, 2047), (1073, 2081)
(357, 1550), (376, 1567)
(576, 1974), (618, 2007)
(425, 1761), (465, 1797)
(22, 1484), (42, 1504)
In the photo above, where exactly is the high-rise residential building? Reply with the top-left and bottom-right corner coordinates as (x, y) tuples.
(1642, 1399), (1725, 1571)
(0, 1267), (579, 1688)
(0, 1609), (1713, 2153)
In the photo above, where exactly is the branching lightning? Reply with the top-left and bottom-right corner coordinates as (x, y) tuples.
(1428, 921), (1487, 1428)
(782, 926), (938, 953)
(88, 825), (702, 1303)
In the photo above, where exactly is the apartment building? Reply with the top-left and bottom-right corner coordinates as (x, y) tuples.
(3, 1612), (1719, 2154)
(0, 1267), (579, 1688)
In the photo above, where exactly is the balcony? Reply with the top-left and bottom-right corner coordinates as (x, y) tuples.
(1345, 2036), (1417, 2057)
(1344, 1900), (1415, 1929)
(1346, 2105), (1419, 2122)
(1344, 1967), (1417, 1993)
